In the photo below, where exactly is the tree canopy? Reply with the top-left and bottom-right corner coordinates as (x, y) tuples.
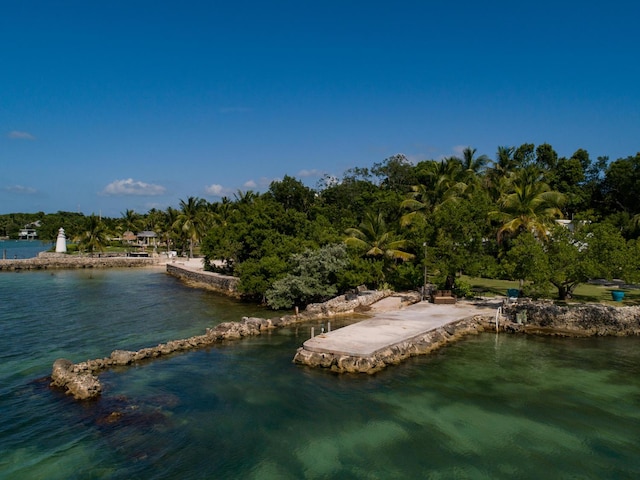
(5, 143), (640, 304)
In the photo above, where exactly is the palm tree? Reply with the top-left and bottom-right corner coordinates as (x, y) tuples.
(490, 168), (565, 242)
(461, 147), (489, 175)
(345, 212), (414, 261)
(173, 197), (211, 258)
(210, 197), (235, 228)
(162, 206), (180, 254)
(233, 190), (259, 205)
(400, 158), (467, 227)
(75, 214), (109, 255)
(120, 209), (142, 234)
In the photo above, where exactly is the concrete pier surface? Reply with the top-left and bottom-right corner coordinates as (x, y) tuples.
(302, 299), (502, 358)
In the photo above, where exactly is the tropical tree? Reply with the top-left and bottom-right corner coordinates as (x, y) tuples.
(120, 209), (142, 234)
(461, 147), (489, 175)
(75, 214), (109, 255)
(400, 158), (467, 227)
(345, 212), (414, 262)
(173, 197), (211, 258)
(490, 168), (565, 242)
(265, 243), (349, 309)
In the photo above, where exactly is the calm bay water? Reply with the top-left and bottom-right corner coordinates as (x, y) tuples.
(1, 240), (53, 260)
(1, 269), (639, 479)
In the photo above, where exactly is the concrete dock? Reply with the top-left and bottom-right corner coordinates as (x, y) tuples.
(303, 299), (501, 357)
(294, 298), (502, 372)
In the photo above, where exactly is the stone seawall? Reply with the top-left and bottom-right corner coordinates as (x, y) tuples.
(0, 254), (159, 270)
(502, 301), (640, 336)
(166, 263), (240, 296)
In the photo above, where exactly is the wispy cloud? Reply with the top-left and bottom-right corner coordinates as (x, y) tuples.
(101, 179), (166, 196)
(205, 184), (232, 197)
(297, 168), (324, 178)
(7, 130), (36, 140)
(243, 177), (278, 190)
(4, 185), (38, 194)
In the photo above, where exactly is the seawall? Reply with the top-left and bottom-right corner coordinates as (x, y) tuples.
(166, 263), (240, 296)
(501, 301), (640, 336)
(0, 253), (159, 270)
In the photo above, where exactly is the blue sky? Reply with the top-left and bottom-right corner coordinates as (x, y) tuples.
(2, 1), (639, 217)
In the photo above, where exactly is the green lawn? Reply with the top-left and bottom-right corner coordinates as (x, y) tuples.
(460, 275), (640, 306)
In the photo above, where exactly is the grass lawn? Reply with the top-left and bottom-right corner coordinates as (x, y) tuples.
(460, 275), (640, 306)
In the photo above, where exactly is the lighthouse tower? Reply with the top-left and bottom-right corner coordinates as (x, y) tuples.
(55, 227), (67, 253)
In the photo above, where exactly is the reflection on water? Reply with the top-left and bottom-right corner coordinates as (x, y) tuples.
(1, 269), (639, 479)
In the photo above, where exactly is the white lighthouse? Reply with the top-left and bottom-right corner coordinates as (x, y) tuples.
(55, 227), (67, 253)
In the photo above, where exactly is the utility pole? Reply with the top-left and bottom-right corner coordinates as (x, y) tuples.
(422, 242), (427, 301)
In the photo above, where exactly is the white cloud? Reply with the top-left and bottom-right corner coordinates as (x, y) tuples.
(7, 130), (36, 140)
(243, 180), (257, 189)
(4, 185), (37, 194)
(101, 178), (166, 196)
(297, 168), (324, 178)
(205, 184), (232, 197)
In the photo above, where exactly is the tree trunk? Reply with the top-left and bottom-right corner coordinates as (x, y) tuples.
(557, 285), (568, 300)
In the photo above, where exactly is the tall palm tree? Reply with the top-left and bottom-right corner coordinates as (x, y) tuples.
(76, 214), (109, 255)
(490, 169), (565, 242)
(461, 147), (489, 175)
(162, 206), (180, 254)
(400, 158), (467, 227)
(173, 197), (211, 258)
(345, 212), (414, 261)
(210, 197), (235, 228)
(120, 209), (142, 233)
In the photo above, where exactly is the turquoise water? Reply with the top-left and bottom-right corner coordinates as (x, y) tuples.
(1, 269), (639, 479)
(0, 240), (53, 259)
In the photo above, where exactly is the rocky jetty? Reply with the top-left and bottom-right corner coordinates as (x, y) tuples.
(50, 288), (394, 400)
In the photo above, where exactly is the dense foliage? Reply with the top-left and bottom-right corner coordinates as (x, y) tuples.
(3, 147), (640, 307)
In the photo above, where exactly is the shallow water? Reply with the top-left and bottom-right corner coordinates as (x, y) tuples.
(1, 269), (639, 479)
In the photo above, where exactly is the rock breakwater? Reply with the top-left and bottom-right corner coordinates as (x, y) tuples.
(50, 288), (394, 400)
